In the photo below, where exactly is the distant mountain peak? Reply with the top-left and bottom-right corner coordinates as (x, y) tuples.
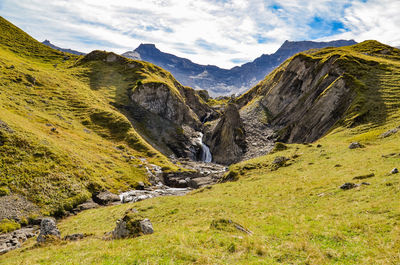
(135, 43), (160, 53)
(41, 40), (85, 55)
(123, 39), (358, 97)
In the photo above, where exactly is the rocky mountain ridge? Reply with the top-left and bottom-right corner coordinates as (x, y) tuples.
(123, 40), (357, 96)
(42, 40), (85, 55)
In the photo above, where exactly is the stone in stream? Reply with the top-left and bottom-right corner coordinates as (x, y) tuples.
(0, 227), (36, 255)
(92, 191), (120, 205)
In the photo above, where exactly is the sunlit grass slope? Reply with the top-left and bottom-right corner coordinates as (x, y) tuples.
(2, 41), (399, 264)
(0, 16), (180, 217)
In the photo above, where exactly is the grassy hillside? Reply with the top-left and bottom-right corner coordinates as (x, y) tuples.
(1, 40), (399, 264)
(0, 16), (182, 219)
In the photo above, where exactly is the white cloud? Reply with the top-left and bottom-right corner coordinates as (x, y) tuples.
(0, 0), (399, 68)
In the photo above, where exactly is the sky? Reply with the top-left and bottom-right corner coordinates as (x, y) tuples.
(1, 0), (399, 68)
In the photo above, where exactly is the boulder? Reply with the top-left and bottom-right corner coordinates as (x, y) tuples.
(92, 191), (120, 205)
(339, 182), (359, 190)
(36, 218), (60, 243)
(111, 213), (153, 239)
(74, 199), (99, 211)
(348, 142), (363, 149)
(63, 233), (85, 241)
(391, 168), (399, 174)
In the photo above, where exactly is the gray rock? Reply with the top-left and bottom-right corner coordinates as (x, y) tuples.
(380, 128), (398, 138)
(272, 156), (288, 165)
(92, 191), (120, 205)
(391, 168), (399, 174)
(139, 219), (154, 235)
(349, 142), (363, 149)
(0, 227), (38, 254)
(111, 215), (154, 239)
(74, 199), (99, 211)
(63, 233), (85, 241)
(37, 218), (60, 243)
(339, 182), (359, 190)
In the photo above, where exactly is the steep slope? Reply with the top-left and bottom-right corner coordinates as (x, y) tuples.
(238, 40), (400, 145)
(0, 17), (182, 221)
(122, 40), (356, 96)
(42, 40), (85, 55)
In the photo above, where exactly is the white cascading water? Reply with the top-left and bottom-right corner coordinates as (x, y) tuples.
(197, 133), (212, 163)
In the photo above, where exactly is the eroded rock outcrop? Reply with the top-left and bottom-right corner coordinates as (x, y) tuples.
(204, 104), (246, 165)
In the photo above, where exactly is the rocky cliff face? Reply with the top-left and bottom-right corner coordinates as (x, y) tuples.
(122, 40), (356, 96)
(237, 40), (400, 144)
(259, 53), (354, 143)
(131, 82), (201, 129)
(204, 104), (246, 165)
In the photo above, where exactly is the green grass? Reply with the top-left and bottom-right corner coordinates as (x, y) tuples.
(0, 16), (182, 218)
(2, 123), (399, 264)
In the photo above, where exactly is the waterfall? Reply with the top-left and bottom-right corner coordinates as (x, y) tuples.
(197, 133), (212, 163)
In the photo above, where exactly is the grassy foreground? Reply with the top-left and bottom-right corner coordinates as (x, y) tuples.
(1, 124), (399, 264)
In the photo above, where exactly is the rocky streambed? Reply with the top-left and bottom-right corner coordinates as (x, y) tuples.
(0, 159), (227, 255)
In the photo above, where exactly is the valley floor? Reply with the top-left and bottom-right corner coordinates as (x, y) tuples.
(1, 125), (399, 264)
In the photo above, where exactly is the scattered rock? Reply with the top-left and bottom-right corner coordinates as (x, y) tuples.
(380, 128), (398, 138)
(339, 182), (359, 190)
(111, 213), (153, 239)
(361, 182), (370, 185)
(25, 74), (36, 85)
(0, 120), (14, 133)
(73, 199), (99, 212)
(391, 168), (398, 174)
(272, 156), (287, 166)
(36, 218), (60, 243)
(353, 173), (375, 180)
(271, 156), (288, 170)
(63, 233), (85, 241)
(50, 127), (57, 133)
(92, 191), (120, 205)
(316, 144), (322, 148)
(0, 227), (37, 255)
(210, 219), (252, 235)
(348, 142), (363, 149)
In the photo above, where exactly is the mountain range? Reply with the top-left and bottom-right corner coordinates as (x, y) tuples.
(1, 16), (400, 264)
(123, 39), (357, 96)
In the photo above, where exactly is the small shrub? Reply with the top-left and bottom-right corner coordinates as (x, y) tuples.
(228, 242), (236, 253)
(0, 186), (10, 196)
(272, 142), (288, 152)
(0, 219), (21, 233)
